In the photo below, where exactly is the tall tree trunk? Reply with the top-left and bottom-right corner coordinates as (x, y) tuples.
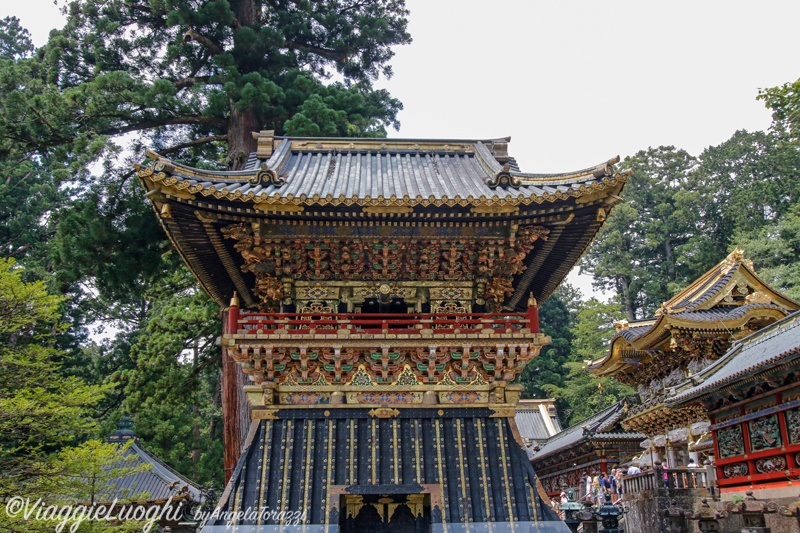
(226, 105), (260, 170)
(191, 341), (201, 464)
(225, 0), (259, 171)
(210, 377), (221, 444)
(664, 239), (676, 281)
(618, 276), (636, 321)
(192, 403), (201, 464)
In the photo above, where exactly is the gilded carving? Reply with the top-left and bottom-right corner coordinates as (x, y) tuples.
(349, 392), (422, 405)
(487, 164), (522, 190)
(250, 163), (285, 187)
(320, 347), (359, 384)
(368, 408), (400, 419)
(722, 462), (748, 478)
(279, 392), (330, 405)
(786, 408), (800, 444)
(221, 222), (548, 310)
(447, 345), (480, 383)
(409, 346), (451, 383)
(233, 340), (541, 390)
(290, 346), (320, 384)
(367, 346), (406, 384)
(431, 301), (469, 314)
(755, 456), (786, 474)
(749, 415), (782, 452)
(438, 391), (488, 404)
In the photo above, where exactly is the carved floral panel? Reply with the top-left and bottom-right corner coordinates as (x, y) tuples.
(717, 424), (745, 458)
(755, 456), (786, 474)
(722, 462), (748, 478)
(222, 222), (548, 310)
(786, 408), (800, 445)
(748, 415), (782, 452)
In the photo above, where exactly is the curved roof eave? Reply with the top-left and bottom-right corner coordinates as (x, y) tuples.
(135, 144), (630, 209)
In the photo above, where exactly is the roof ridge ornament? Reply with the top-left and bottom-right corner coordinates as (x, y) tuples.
(720, 247), (746, 274)
(593, 155), (620, 178)
(251, 163), (285, 187)
(252, 130), (275, 159)
(487, 164), (521, 189)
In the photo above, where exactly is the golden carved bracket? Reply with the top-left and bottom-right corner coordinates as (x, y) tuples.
(368, 408), (400, 419)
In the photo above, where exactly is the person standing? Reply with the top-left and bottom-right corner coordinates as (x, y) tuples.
(592, 473), (602, 505)
(585, 472), (593, 501)
(608, 470), (617, 498)
(597, 473), (610, 505)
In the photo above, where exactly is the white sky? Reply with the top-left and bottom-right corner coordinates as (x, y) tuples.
(5, 0), (800, 300)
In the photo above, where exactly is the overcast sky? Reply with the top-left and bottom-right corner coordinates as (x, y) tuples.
(5, 0), (800, 298)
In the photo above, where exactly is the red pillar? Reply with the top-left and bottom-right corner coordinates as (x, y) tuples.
(527, 295), (540, 333)
(222, 292), (242, 485)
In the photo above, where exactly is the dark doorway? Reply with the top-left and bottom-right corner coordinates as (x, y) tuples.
(361, 297), (408, 314)
(340, 494), (430, 533)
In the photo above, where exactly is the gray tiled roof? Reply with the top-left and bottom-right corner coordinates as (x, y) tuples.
(670, 265), (733, 312)
(139, 136), (630, 309)
(671, 311), (800, 403)
(530, 402), (643, 460)
(515, 408), (562, 441)
(99, 441), (203, 503)
(617, 324), (651, 342)
(157, 138), (620, 206)
(670, 303), (785, 322)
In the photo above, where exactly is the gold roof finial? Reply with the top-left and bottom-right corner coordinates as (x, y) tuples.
(230, 291), (240, 307)
(527, 294), (538, 307)
(720, 247), (745, 274)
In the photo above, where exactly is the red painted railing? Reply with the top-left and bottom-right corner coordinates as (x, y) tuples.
(230, 312), (535, 336)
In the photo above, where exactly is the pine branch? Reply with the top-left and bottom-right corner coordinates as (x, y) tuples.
(97, 114), (227, 137)
(283, 39), (349, 62)
(172, 76), (213, 90)
(160, 134), (227, 155)
(183, 29), (224, 56)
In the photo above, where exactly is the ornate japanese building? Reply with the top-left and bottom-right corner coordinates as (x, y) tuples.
(588, 249), (799, 469)
(105, 418), (204, 532)
(515, 398), (562, 452)
(530, 401), (644, 498)
(136, 132), (630, 530)
(669, 311), (800, 497)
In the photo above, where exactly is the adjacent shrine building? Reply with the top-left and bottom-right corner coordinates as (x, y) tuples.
(588, 248), (799, 469)
(136, 133), (630, 531)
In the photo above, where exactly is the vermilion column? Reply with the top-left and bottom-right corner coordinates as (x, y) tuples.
(527, 295), (540, 333)
(222, 292), (241, 484)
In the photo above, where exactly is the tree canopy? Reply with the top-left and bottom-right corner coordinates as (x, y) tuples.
(0, 1), (412, 490)
(0, 258), (127, 532)
(4, 0), (410, 169)
(4, 2), (800, 505)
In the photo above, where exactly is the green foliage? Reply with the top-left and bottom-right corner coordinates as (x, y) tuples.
(697, 129), (800, 247)
(0, 259), (109, 470)
(583, 129), (800, 321)
(2, 0), (410, 170)
(542, 297), (634, 426)
(570, 298), (626, 362)
(0, 2), (411, 491)
(759, 78), (800, 140)
(516, 284), (580, 401)
(582, 147), (705, 319)
(0, 19), (63, 269)
(34, 439), (151, 505)
(114, 255), (224, 486)
(0, 258), (129, 532)
(735, 203), (800, 300)
(0, 17), (33, 60)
